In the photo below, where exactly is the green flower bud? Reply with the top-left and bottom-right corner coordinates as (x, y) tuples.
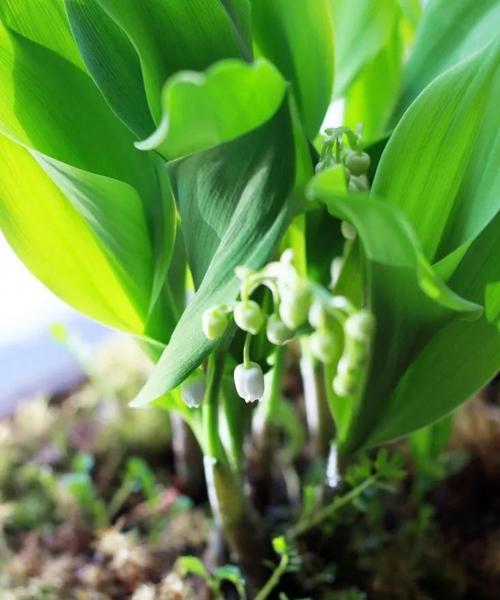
(341, 220), (357, 240)
(348, 174), (369, 194)
(234, 362), (265, 403)
(181, 373), (205, 408)
(202, 306), (228, 340)
(234, 300), (265, 334)
(330, 257), (343, 288)
(266, 314), (293, 345)
(344, 310), (374, 342)
(337, 355), (357, 378)
(308, 301), (328, 328)
(279, 282), (312, 329)
(345, 150), (371, 176)
(310, 330), (337, 363)
(332, 374), (358, 398)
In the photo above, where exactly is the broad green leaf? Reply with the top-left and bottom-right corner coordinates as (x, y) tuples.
(66, 0), (155, 138)
(0, 21), (176, 341)
(330, 0), (400, 98)
(132, 98), (310, 406)
(37, 155), (154, 321)
(393, 0), (500, 119)
(251, 0), (334, 138)
(0, 134), (146, 333)
(373, 40), (500, 268)
(137, 59), (286, 159)
(0, 22), (152, 192)
(343, 19), (403, 141)
(220, 0), (252, 59)
(95, 0), (247, 122)
(308, 172), (481, 454)
(366, 214), (500, 447)
(0, 0), (84, 69)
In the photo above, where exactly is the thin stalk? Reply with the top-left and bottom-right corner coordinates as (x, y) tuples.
(202, 343), (270, 590)
(289, 474), (378, 538)
(300, 338), (333, 459)
(171, 413), (205, 499)
(254, 552), (289, 600)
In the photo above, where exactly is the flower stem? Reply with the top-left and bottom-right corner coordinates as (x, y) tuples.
(202, 342), (270, 589)
(289, 475), (378, 538)
(243, 332), (252, 368)
(254, 552), (289, 600)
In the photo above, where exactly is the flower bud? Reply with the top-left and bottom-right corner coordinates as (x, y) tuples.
(330, 257), (343, 288)
(234, 362), (265, 403)
(279, 281), (311, 329)
(310, 330), (337, 363)
(348, 174), (369, 194)
(234, 300), (265, 334)
(332, 374), (358, 398)
(340, 220), (356, 240)
(337, 355), (356, 378)
(266, 314), (293, 345)
(181, 374), (205, 408)
(202, 306), (228, 340)
(308, 301), (328, 329)
(345, 150), (370, 176)
(344, 310), (374, 342)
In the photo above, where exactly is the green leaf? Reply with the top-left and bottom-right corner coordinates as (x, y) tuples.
(343, 18), (403, 141)
(373, 40), (500, 268)
(66, 0), (155, 138)
(137, 59), (287, 159)
(0, 0), (84, 69)
(330, 0), (400, 98)
(393, 0), (500, 119)
(0, 134), (147, 333)
(366, 213), (500, 447)
(0, 21), (176, 340)
(94, 0), (247, 122)
(177, 556), (209, 579)
(132, 98), (310, 406)
(251, 0), (334, 138)
(308, 172), (481, 453)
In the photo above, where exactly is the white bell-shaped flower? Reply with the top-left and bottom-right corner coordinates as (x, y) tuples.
(234, 362), (265, 403)
(181, 374), (205, 408)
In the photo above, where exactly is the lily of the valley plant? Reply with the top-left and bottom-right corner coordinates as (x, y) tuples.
(0, 0), (498, 588)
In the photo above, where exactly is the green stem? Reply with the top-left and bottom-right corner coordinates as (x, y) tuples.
(202, 346), (227, 460)
(243, 332), (252, 368)
(300, 338), (333, 459)
(289, 475), (378, 538)
(254, 553), (289, 600)
(202, 342), (270, 590)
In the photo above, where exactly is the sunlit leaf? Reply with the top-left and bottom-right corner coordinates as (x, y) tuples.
(137, 59), (286, 159)
(66, 0), (155, 138)
(330, 0), (400, 98)
(251, 0), (334, 138)
(373, 40), (500, 270)
(94, 0), (248, 122)
(393, 0), (500, 119)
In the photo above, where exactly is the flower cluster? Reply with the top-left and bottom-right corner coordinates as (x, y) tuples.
(196, 250), (375, 407)
(315, 126), (371, 194)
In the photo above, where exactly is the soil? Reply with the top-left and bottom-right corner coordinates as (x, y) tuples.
(0, 339), (498, 599)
